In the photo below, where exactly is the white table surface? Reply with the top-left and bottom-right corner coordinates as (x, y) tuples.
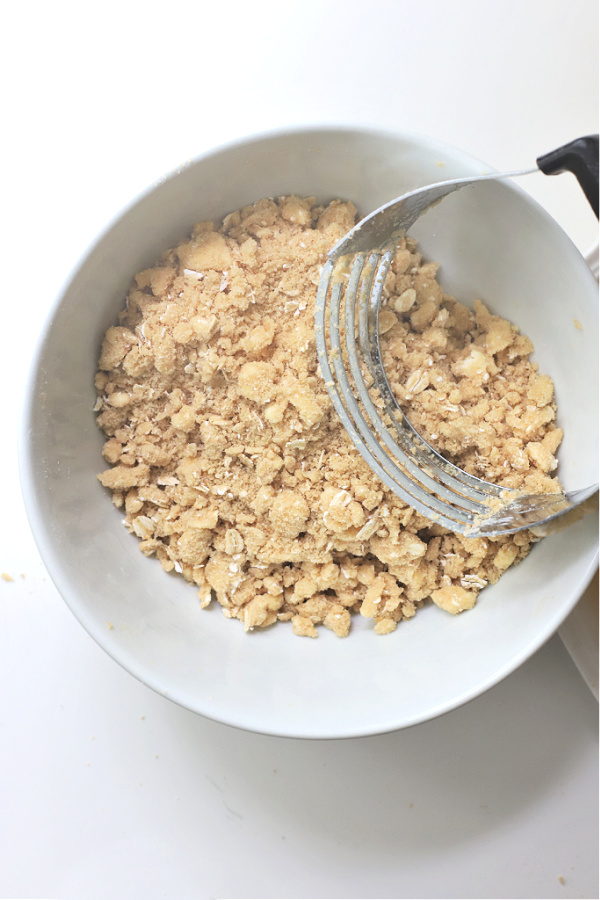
(2, 2), (598, 898)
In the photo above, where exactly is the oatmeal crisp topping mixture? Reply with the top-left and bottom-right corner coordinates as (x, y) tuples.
(95, 196), (562, 637)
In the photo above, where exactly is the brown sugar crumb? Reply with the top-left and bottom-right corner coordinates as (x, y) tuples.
(95, 195), (563, 637)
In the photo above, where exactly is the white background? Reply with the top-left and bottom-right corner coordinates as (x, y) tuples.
(1, 1), (598, 898)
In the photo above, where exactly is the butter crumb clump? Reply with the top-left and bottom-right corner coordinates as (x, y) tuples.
(95, 195), (562, 637)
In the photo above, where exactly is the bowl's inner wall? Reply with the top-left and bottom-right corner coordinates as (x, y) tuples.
(23, 128), (599, 737)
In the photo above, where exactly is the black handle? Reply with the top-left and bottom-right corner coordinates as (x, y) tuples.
(537, 135), (599, 218)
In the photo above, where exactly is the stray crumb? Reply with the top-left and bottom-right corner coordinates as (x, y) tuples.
(1, 572), (14, 582)
(558, 875), (565, 885)
(140, 715), (146, 720)
(95, 196), (563, 637)
(106, 621), (115, 630)
(573, 318), (583, 330)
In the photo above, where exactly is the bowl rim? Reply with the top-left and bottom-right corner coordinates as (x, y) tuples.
(19, 123), (600, 738)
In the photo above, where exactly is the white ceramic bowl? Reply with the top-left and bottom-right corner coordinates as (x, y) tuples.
(21, 127), (598, 738)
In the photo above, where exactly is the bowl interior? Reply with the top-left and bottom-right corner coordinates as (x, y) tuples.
(22, 127), (598, 738)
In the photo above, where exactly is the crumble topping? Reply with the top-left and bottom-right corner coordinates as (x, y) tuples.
(95, 196), (562, 636)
